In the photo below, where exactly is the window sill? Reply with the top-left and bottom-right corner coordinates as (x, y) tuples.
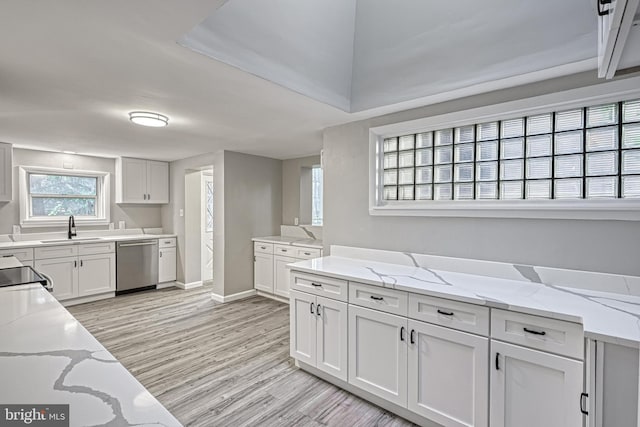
(20, 218), (110, 228)
(369, 199), (640, 221)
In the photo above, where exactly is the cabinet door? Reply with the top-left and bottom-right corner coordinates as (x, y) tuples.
(0, 142), (12, 202)
(158, 247), (177, 283)
(35, 256), (78, 301)
(146, 160), (169, 203)
(289, 290), (317, 366)
(490, 340), (583, 427)
(78, 253), (115, 296)
(274, 255), (296, 298)
(348, 305), (408, 407)
(408, 320), (488, 427)
(120, 158), (147, 203)
(254, 253), (274, 293)
(316, 296), (348, 381)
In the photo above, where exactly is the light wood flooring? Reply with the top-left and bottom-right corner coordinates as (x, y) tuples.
(69, 286), (415, 427)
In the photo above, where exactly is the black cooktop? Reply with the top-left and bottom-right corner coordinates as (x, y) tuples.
(0, 266), (48, 288)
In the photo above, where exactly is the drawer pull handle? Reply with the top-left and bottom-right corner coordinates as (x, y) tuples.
(370, 295), (384, 301)
(580, 392), (589, 415)
(2, 255), (13, 258)
(400, 326), (405, 342)
(410, 329), (415, 344)
(316, 304), (321, 316)
(310, 302), (315, 314)
(282, 249), (288, 252)
(437, 309), (454, 316)
(310, 282), (322, 287)
(495, 352), (500, 370)
(261, 246), (266, 249)
(523, 327), (546, 336)
(304, 252), (311, 256)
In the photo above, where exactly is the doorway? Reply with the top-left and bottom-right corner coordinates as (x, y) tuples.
(184, 166), (214, 287)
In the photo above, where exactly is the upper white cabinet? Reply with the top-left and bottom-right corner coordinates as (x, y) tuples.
(116, 157), (169, 204)
(0, 142), (12, 202)
(598, 0), (640, 78)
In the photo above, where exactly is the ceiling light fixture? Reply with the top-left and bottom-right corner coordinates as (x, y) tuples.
(129, 111), (169, 127)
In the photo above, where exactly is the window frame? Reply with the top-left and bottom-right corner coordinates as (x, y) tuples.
(369, 76), (640, 221)
(19, 166), (111, 228)
(311, 164), (323, 226)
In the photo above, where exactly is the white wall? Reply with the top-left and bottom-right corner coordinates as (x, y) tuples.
(322, 71), (640, 276)
(0, 148), (162, 234)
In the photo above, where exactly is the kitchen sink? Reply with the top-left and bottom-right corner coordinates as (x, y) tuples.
(40, 237), (103, 243)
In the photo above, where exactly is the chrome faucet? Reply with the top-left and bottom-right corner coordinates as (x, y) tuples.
(68, 215), (77, 239)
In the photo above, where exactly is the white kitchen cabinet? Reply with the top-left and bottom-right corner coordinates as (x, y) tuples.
(77, 253), (116, 296)
(116, 157), (169, 204)
(254, 252), (274, 293)
(408, 319), (489, 427)
(274, 255), (296, 297)
(490, 340), (583, 427)
(35, 243), (115, 301)
(0, 142), (12, 202)
(289, 290), (348, 381)
(36, 256), (78, 301)
(348, 304), (408, 407)
(159, 246), (177, 283)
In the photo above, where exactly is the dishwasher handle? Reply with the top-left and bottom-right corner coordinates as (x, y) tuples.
(118, 241), (158, 247)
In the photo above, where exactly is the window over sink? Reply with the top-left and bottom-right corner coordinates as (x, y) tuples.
(19, 167), (110, 227)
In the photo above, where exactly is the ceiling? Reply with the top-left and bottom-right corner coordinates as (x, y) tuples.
(0, 1), (599, 162)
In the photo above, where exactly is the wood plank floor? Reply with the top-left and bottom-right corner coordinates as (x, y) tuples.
(69, 286), (416, 427)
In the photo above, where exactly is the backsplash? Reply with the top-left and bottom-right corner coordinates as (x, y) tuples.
(281, 225), (323, 240)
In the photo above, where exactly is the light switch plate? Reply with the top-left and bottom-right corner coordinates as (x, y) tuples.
(118, 221), (126, 230)
(179, 209), (184, 217)
(12, 225), (20, 235)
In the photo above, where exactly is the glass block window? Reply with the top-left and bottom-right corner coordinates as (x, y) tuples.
(381, 99), (640, 201)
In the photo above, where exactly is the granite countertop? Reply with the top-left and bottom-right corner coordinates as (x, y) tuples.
(289, 255), (640, 348)
(252, 235), (323, 249)
(0, 282), (181, 426)
(0, 234), (177, 250)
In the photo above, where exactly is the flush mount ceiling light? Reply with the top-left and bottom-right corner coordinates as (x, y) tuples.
(129, 111), (169, 127)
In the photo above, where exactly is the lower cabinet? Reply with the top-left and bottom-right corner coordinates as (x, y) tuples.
(408, 320), (489, 427)
(274, 255), (297, 297)
(254, 252), (274, 293)
(36, 251), (115, 301)
(290, 290), (348, 381)
(159, 246), (177, 283)
(490, 340), (583, 427)
(348, 305), (408, 407)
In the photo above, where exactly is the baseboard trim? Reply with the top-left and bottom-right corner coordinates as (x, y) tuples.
(61, 292), (115, 307)
(210, 289), (257, 303)
(157, 282), (177, 290)
(297, 362), (439, 427)
(175, 281), (203, 290)
(256, 290), (289, 304)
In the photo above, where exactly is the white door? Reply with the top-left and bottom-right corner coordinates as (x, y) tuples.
(408, 319), (489, 427)
(159, 247), (177, 283)
(121, 158), (147, 203)
(78, 253), (115, 296)
(490, 340), (583, 427)
(146, 160), (169, 203)
(316, 296), (348, 381)
(254, 253), (273, 293)
(0, 142), (11, 202)
(201, 172), (213, 282)
(35, 256), (78, 301)
(289, 290), (317, 366)
(348, 305), (408, 407)
(274, 255), (296, 298)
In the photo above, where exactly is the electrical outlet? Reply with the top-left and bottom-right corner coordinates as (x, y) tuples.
(109, 223), (114, 230)
(179, 209), (184, 217)
(118, 221), (126, 230)
(12, 225), (20, 235)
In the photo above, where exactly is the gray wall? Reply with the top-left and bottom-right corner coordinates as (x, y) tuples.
(282, 154), (320, 225)
(0, 148), (162, 234)
(323, 71), (640, 276)
(163, 150), (281, 296)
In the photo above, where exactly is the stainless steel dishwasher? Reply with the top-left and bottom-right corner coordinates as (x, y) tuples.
(116, 239), (158, 294)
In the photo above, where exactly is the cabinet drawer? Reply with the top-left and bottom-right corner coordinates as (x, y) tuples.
(295, 247), (322, 260)
(349, 281), (408, 316)
(291, 271), (348, 302)
(254, 242), (274, 254)
(159, 237), (176, 248)
(491, 309), (584, 360)
(0, 247), (34, 262)
(408, 294), (489, 336)
(78, 242), (115, 255)
(274, 244), (295, 256)
(35, 245), (79, 260)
